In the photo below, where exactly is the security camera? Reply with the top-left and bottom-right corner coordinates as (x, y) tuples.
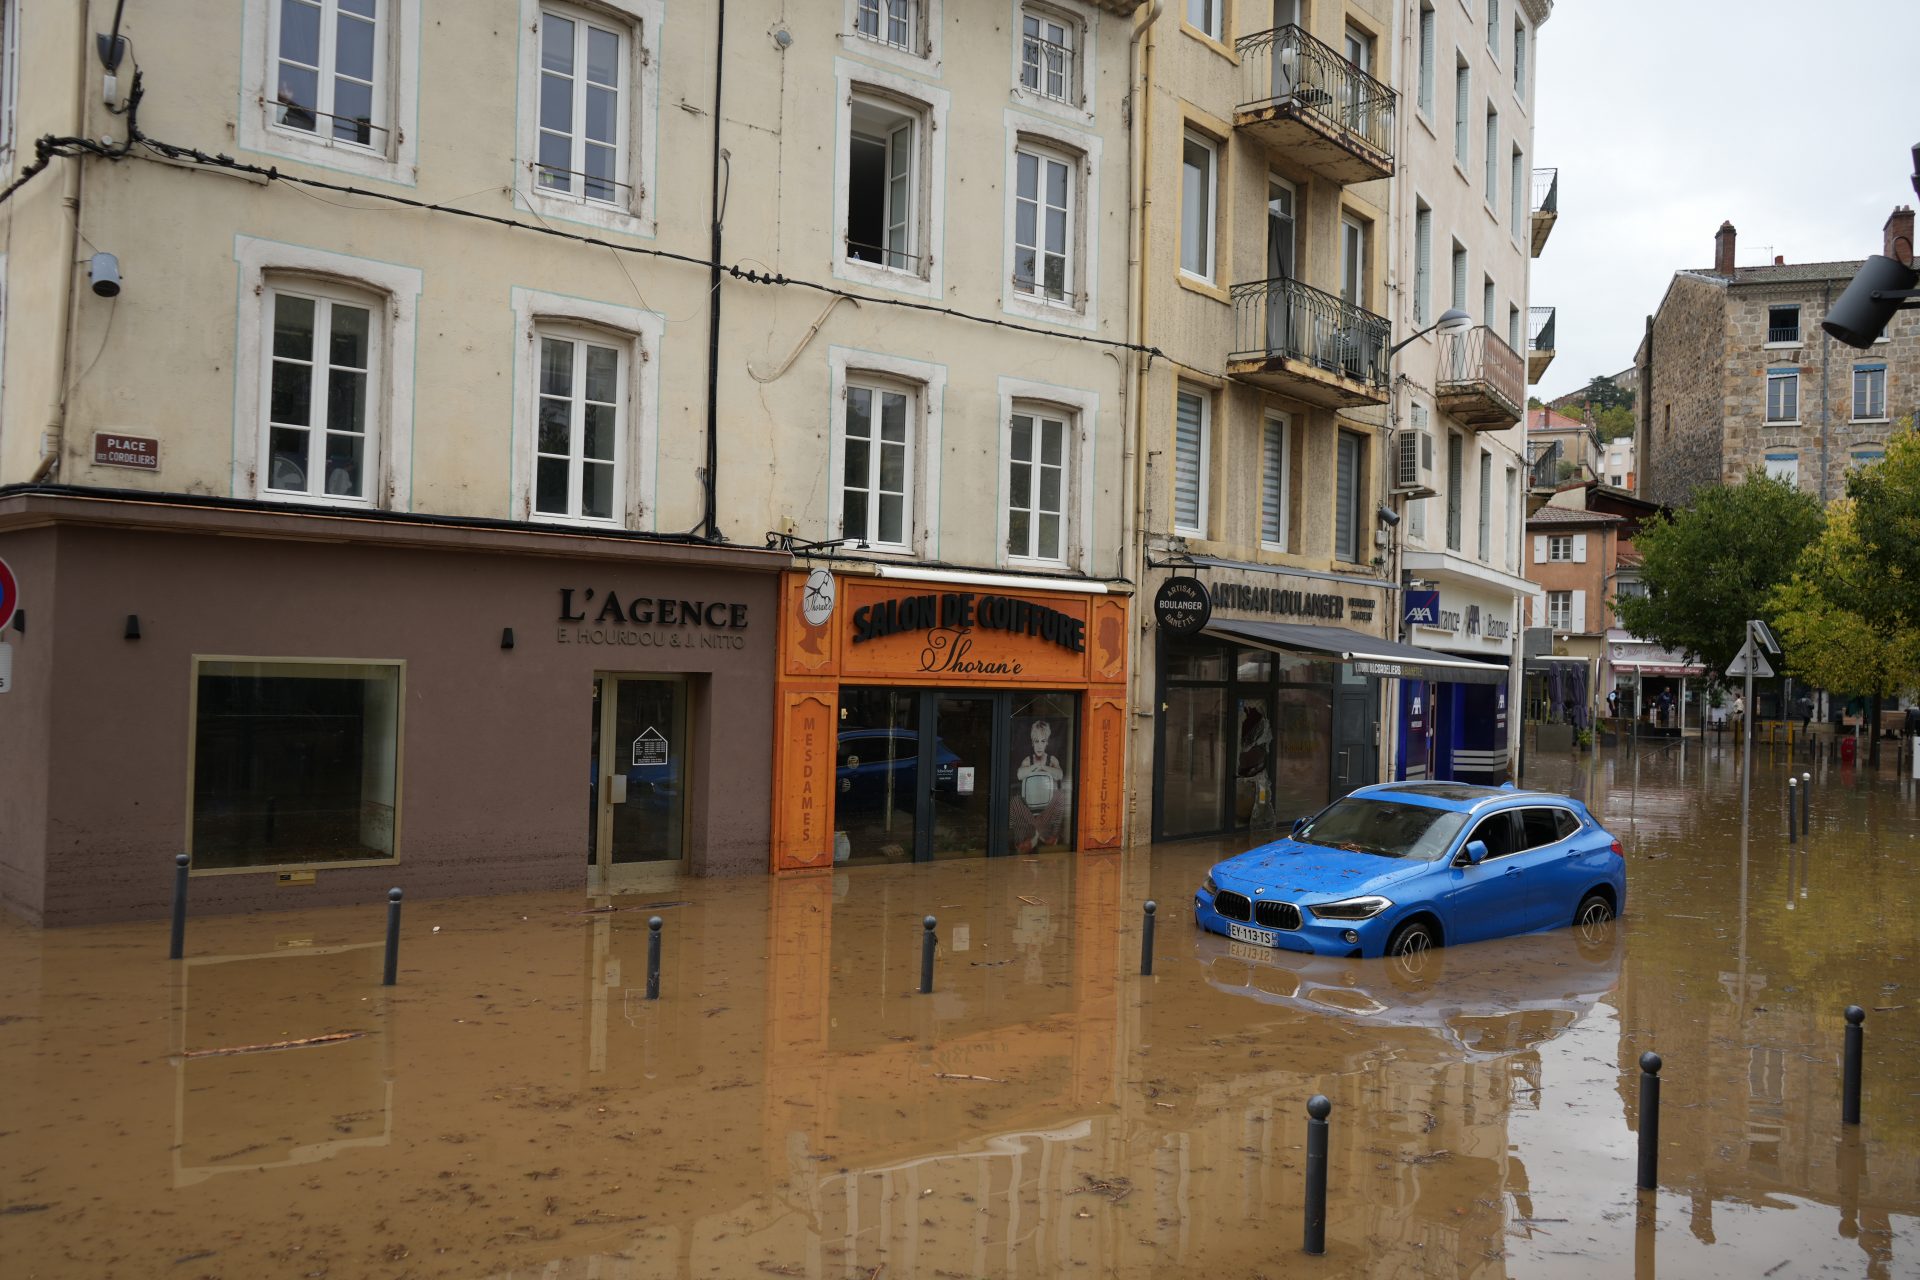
(1376, 503), (1401, 527)
(88, 252), (122, 298)
(1823, 253), (1917, 348)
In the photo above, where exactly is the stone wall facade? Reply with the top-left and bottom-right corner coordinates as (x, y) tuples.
(1637, 274), (1727, 507)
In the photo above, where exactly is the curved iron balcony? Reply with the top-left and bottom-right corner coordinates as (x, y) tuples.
(1229, 277), (1389, 407)
(1235, 25), (1396, 184)
(1436, 325), (1525, 429)
(1530, 168), (1559, 257)
(1528, 306), (1557, 383)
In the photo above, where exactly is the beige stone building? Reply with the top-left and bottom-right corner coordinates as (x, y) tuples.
(1636, 210), (1920, 508)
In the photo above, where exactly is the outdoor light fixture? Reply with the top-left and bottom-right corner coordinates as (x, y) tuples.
(89, 252), (122, 298)
(124, 614), (140, 640)
(500, 627), (515, 650)
(1386, 307), (1472, 359)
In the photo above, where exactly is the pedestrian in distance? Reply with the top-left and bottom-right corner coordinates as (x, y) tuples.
(1607, 687), (1620, 719)
(1734, 693), (1746, 735)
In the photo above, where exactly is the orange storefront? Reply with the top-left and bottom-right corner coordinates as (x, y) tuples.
(771, 571), (1130, 871)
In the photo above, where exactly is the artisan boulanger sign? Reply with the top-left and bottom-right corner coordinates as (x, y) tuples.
(1153, 576), (1212, 634)
(557, 587), (750, 649)
(1211, 581), (1367, 621)
(853, 591), (1087, 654)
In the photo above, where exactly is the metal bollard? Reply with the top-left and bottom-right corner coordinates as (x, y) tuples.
(1303, 1095), (1331, 1255)
(1636, 1051), (1662, 1190)
(169, 854), (190, 960)
(920, 915), (938, 995)
(1140, 900), (1157, 976)
(1843, 1005), (1864, 1125)
(1787, 778), (1797, 844)
(1801, 771), (1812, 835)
(646, 916), (663, 1000)
(382, 888), (403, 986)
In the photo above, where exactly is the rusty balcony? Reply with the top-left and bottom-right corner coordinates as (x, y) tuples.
(1234, 26), (1396, 185)
(1528, 306), (1557, 383)
(1436, 326), (1525, 429)
(1530, 168), (1559, 257)
(1228, 277), (1389, 408)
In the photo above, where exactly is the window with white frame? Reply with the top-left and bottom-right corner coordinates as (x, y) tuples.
(1180, 131), (1218, 281)
(1510, 148), (1524, 238)
(1764, 452), (1798, 488)
(1484, 105), (1499, 205)
(1185, 0), (1220, 41)
(1335, 429), (1366, 563)
(1547, 533), (1572, 561)
(1408, 404), (1428, 540)
(847, 94), (922, 273)
(1007, 404), (1070, 563)
(1851, 447), (1885, 469)
(1505, 467), (1518, 570)
(854, 0), (922, 53)
(1482, 275), (1495, 326)
(1262, 414), (1290, 550)
(1853, 363), (1887, 420)
(1450, 241), (1468, 312)
(1454, 59), (1470, 168)
(1413, 202), (1433, 325)
(1341, 215), (1369, 306)
(1020, 7), (1077, 105)
(1477, 449), (1492, 560)
(536, 4), (629, 207)
(534, 327), (626, 523)
(1546, 589), (1571, 630)
(1485, 0), (1499, 54)
(270, 0), (386, 150)
(1767, 305), (1800, 344)
(1417, 3), (1436, 117)
(1174, 384), (1209, 536)
(1013, 143), (1075, 304)
(842, 379), (915, 550)
(1766, 367), (1799, 423)
(1446, 431), (1464, 551)
(1513, 19), (1526, 95)
(263, 283), (380, 502)
(1508, 304), (1521, 351)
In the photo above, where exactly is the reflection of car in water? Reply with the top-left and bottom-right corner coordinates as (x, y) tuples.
(1192, 922), (1623, 1062)
(837, 730), (963, 807)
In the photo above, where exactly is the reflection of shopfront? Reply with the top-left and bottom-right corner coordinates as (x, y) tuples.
(1398, 574), (1526, 783)
(771, 572), (1129, 870)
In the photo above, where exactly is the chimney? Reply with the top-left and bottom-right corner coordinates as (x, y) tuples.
(1773, 255), (1784, 266)
(1886, 205), (1915, 267)
(1714, 221), (1737, 275)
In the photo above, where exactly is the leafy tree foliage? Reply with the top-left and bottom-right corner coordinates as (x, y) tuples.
(1844, 417), (1920, 628)
(1594, 404), (1635, 442)
(1769, 498), (1920, 706)
(1584, 374), (1633, 413)
(1614, 473), (1824, 673)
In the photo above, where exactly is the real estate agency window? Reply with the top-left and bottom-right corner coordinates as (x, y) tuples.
(848, 95), (922, 273)
(1020, 7), (1077, 104)
(855, 0), (924, 54)
(843, 378), (915, 549)
(1765, 367), (1799, 423)
(191, 659), (401, 870)
(1546, 590), (1571, 630)
(535, 325), (627, 523)
(1014, 143), (1076, 304)
(1853, 363), (1887, 420)
(1335, 429), (1366, 563)
(1547, 533), (1572, 561)
(263, 282), (381, 503)
(537, 4), (630, 207)
(271, 0), (386, 150)
(1007, 404), (1070, 563)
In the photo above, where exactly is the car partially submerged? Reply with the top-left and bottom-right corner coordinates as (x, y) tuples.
(1193, 782), (1625, 959)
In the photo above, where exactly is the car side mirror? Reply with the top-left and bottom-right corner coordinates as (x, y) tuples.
(1291, 817), (1307, 836)
(1457, 839), (1488, 867)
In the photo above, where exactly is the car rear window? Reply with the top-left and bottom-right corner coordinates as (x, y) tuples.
(1297, 798), (1471, 860)
(1555, 809), (1582, 840)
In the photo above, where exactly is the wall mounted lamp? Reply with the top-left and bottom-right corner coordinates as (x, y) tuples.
(501, 627), (515, 650)
(124, 614), (141, 640)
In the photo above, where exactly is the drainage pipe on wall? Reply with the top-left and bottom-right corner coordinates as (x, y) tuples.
(700, 0), (728, 540)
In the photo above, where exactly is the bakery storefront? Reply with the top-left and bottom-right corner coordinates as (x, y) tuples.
(770, 570), (1129, 869)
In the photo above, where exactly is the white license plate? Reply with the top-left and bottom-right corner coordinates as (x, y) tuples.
(1227, 922), (1278, 947)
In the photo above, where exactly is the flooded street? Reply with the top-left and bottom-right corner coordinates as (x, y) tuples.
(3, 741), (1917, 1278)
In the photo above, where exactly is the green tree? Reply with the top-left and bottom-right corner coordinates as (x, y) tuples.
(1584, 374), (1633, 413)
(1593, 404), (1635, 443)
(1845, 417), (1920, 623)
(1614, 473), (1824, 674)
(1769, 497), (1920, 764)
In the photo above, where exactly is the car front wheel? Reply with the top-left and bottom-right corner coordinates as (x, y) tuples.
(1386, 918), (1437, 959)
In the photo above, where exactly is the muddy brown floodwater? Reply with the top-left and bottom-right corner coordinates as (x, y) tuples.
(3, 740), (1917, 1278)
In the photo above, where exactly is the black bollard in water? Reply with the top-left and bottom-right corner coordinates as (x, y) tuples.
(1801, 771), (1812, 836)
(1843, 1005), (1864, 1125)
(1140, 900), (1157, 976)
(1303, 1094), (1331, 1255)
(382, 888), (403, 986)
(1636, 1051), (1662, 1190)
(169, 854), (190, 960)
(1787, 778), (1797, 844)
(646, 915), (663, 1000)
(920, 915), (938, 995)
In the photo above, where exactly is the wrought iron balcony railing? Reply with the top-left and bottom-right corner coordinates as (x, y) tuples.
(1436, 325), (1526, 426)
(1236, 25), (1396, 165)
(1229, 277), (1389, 394)
(1530, 168), (1558, 215)
(1529, 306), (1557, 353)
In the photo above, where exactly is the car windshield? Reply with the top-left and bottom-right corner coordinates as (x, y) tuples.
(1294, 798), (1471, 860)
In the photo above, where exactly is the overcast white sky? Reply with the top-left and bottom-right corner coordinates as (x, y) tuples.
(1529, 0), (1917, 403)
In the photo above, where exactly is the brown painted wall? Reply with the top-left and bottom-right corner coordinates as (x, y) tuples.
(4, 515), (780, 925)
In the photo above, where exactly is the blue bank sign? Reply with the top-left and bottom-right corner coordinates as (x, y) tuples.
(1403, 590), (1440, 628)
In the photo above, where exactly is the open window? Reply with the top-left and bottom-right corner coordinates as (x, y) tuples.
(847, 95), (921, 273)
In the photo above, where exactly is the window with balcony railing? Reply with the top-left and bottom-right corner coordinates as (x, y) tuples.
(1229, 276), (1389, 391)
(1767, 304), (1800, 344)
(1235, 24), (1398, 160)
(1019, 8), (1077, 105)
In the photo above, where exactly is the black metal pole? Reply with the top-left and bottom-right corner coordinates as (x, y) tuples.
(1140, 900), (1157, 976)
(168, 853), (189, 960)
(1636, 1051), (1662, 1191)
(382, 887), (403, 986)
(1801, 770), (1811, 836)
(920, 915), (937, 994)
(1843, 1005), (1864, 1125)
(1303, 1094), (1331, 1255)
(646, 915), (663, 1000)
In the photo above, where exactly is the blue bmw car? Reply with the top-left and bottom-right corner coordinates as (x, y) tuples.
(1194, 782), (1625, 959)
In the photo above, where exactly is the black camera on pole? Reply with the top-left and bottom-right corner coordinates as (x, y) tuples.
(1823, 142), (1920, 349)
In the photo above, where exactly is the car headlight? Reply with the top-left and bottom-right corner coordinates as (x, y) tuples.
(1308, 896), (1392, 920)
(1201, 876), (1218, 897)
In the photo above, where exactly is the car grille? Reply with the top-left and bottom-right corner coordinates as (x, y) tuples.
(1255, 900), (1302, 931)
(1213, 890), (1252, 922)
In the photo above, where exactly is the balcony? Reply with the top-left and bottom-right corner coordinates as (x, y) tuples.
(1530, 168), (1559, 257)
(1228, 277), (1389, 408)
(1234, 26), (1396, 185)
(1528, 306), (1557, 383)
(1435, 326), (1525, 429)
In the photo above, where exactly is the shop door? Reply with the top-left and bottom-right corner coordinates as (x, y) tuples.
(1331, 672), (1378, 796)
(928, 693), (999, 859)
(590, 675), (689, 892)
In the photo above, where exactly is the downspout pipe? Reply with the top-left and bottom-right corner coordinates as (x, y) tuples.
(31, 0), (94, 483)
(701, 0), (727, 540)
(1125, 1), (1163, 847)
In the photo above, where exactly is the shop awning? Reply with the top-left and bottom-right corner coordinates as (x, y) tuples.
(1201, 619), (1510, 685)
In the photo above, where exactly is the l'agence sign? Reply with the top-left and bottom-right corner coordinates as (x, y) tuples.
(557, 587), (751, 649)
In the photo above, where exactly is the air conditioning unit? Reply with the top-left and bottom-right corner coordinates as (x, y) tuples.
(1391, 429), (1438, 497)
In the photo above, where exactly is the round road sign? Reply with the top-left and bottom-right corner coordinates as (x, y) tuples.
(0, 556), (17, 631)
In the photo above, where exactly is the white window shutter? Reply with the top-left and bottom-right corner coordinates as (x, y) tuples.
(1572, 533), (1588, 563)
(1533, 534), (1547, 563)
(1571, 589), (1587, 631)
(1530, 595), (1540, 625)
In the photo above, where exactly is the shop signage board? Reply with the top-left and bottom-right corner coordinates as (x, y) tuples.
(1153, 576), (1212, 634)
(92, 433), (160, 470)
(1353, 660), (1404, 678)
(555, 586), (751, 650)
(1403, 590), (1440, 627)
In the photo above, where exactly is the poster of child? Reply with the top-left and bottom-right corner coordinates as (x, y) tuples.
(1010, 716), (1074, 853)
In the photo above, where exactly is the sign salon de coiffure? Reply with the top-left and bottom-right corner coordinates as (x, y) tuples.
(556, 587), (750, 649)
(853, 590), (1086, 676)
